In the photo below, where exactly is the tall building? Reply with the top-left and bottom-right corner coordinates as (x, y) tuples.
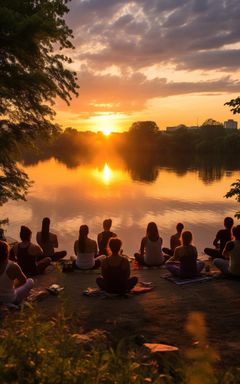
(224, 119), (238, 129)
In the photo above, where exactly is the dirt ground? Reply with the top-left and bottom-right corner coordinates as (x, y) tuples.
(30, 264), (240, 368)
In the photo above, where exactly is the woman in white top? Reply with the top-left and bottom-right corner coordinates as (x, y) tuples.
(0, 240), (34, 304)
(134, 222), (165, 266)
(73, 225), (99, 270)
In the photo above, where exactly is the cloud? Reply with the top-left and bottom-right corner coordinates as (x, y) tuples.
(56, 68), (240, 115)
(67, 0), (240, 72)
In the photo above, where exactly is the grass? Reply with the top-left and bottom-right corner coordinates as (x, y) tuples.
(0, 306), (240, 384)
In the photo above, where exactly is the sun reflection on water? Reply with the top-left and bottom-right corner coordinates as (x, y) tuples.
(102, 163), (112, 184)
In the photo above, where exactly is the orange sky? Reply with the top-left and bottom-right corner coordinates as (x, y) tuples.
(55, 1), (240, 133)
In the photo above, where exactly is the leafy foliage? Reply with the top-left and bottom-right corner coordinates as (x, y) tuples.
(225, 97), (240, 115)
(0, 0), (78, 205)
(225, 179), (240, 218)
(0, 0), (78, 132)
(0, 127), (32, 205)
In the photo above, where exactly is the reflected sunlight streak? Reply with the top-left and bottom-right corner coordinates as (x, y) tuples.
(102, 163), (112, 184)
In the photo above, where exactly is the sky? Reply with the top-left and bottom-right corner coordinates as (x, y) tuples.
(55, 0), (240, 132)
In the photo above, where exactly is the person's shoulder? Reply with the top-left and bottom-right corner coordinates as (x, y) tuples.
(174, 245), (182, 251)
(225, 240), (235, 252)
(190, 244), (198, 253)
(217, 229), (225, 237)
(7, 261), (21, 275)
(29, 243), (42, 254)
(122, 255), (130, 264)
(49, 232), (57, 239)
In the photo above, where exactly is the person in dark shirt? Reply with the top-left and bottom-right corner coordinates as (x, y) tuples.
(213, 225), (240, 277)
(166, 231), (205, 278)
(12, 226), (51, 277)
(97, 219), (116, 255)
(96, 238), (138, 294)
(204, 217), (234, 259)
(163, 222), (184, 256)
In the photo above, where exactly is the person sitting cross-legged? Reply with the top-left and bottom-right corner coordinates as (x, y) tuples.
(36, 217), (67, 261)
(97, 219), (117, 256)
(204, 217), (234, 259)
(134, 222), (166, 266)
(213, 225), (240, 278)
(12, 226), (51, 277)
(0, 240), (34, 305)
(96, 238), (138, 294)
(166, 231), (205, 279)
(162, 222), (184, 257)
(73, 225), (100, 270)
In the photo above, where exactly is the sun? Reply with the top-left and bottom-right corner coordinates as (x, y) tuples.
(102, 126), (112, 136)
(90, 113), (117, 135)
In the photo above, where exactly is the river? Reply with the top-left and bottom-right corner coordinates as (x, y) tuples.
(0, 156), (239, 257)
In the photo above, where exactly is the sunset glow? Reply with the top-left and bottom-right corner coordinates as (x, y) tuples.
(101, 127), (112, 136)
(54, 0), (240, 132)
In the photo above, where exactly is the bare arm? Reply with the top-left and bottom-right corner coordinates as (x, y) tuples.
(140, 237), (146, 256)
(167, 247), (180, 263)
(30, 244), (44, 261)
(213, 231), (220, 248)
(52, 234), (58, 248)
(222, 241), (234, 259)
(97, 233), (102, 249)
(7, 263), (27, 288)
(74, 241), (78, 256)
(93, 241), (98, 257)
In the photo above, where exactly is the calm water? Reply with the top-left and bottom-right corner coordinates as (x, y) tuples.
(0, 156), (239, 257)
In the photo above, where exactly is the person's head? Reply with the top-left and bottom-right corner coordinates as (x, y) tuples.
(20, 226), (32, 242)
(78, 225), (89, 253)
(0, 240), (9, 265)
(103, 219), (112, 231)
(108, 238), (122, 255)
(224, 217), (234, 229)
(182, 231), (193, 246)
(233, 225), (240, 240)
(41, 217), (50, 242)
(79, 225), (89, 238)
(176, 223), (184, 234)
(146, 222), (159, 242)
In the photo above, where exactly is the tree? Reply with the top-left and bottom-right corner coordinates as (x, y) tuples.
(225, 97), (240, 216)
(129, 121), (160, 135)
(225, 97), (240, 114)
(200, 118), (225, 140)
(0, 0), (78, 206)
(0, 0), (78, 133)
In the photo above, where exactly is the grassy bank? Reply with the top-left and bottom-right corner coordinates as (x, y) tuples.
(1, 306), (240, 384)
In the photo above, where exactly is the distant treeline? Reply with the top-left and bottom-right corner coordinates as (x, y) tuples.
(19, 120), (240, 184)
(21, 119), (240, 160)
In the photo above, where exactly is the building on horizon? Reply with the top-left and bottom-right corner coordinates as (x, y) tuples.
(224, 119), (238, 129)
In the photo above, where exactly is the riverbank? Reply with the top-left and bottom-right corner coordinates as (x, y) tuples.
(26, 264), (240, 368)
